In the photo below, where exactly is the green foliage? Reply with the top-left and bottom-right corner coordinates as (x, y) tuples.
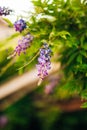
(1, 0), (87, 106)
(2, 89), (87, 130)
(29, 0), (87, 106)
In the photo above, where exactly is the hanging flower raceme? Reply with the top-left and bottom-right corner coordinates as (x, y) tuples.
(14, 19), (26, 32)
(44, 75), (61, 95)
(36, 43), (52, 80)
(0, 7), (12, 16)
(14, 33), (34, 56)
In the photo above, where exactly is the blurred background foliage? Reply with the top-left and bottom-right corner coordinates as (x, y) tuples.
(0, 87), (87, 130)
(1, 0), (87, 129)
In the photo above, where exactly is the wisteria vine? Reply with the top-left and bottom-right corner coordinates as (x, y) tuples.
(0, 7), (12, 16)
(0, 6), (52, 81)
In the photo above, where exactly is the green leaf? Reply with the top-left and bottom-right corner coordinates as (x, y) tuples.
(3, 18), (13, 27)
(77, 54), (82, 64)
(82, 42), (87, 50)
(67, 51), (78, 65)
(62, 80), (79, 93)
(81, 102), (87, 108)
(56, 31), (71, 39)
(81, 90), (87, 100)
(80, 50), (87, 57)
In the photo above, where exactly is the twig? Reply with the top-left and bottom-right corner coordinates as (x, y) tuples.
(17, 51), (39, 70)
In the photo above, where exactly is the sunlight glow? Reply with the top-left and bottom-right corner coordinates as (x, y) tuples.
(0, 0), (34, 23)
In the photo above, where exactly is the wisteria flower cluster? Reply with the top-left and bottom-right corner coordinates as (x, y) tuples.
(36, 43), (52, 80)
(14, 33), (34, 56)
(13, 18), (32, 56)
(0, 7), (12, 16)
(14, 19), (26, 32)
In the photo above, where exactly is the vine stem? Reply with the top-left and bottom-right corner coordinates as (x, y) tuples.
(17, 51), (39, 70)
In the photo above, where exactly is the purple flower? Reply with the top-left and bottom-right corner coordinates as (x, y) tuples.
(0, 7), (12, 16)
(14, 19), (26, 32)
(14, 33), (34, 56)
(44, 76), (61, 94)
(37, 43), (52, 79)
(0, 115), (8, 128)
